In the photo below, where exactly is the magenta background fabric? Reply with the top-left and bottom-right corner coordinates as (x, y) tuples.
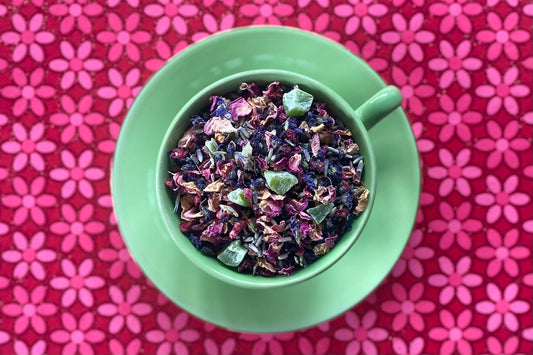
(0, 0), (532, 354)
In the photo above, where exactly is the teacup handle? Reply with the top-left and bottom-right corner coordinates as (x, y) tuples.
(355, 85), (403, 131)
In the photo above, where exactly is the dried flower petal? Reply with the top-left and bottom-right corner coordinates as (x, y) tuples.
(229, 97), (252, 120)
(204, 117), (238, 136)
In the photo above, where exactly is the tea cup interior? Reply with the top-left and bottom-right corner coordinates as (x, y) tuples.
(155, 69), (378, 289)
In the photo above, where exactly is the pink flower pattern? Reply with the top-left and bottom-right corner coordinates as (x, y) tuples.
(13, 340), (46, 355)
(2, 231), (56, 280)
(429, 0), (483, 34)
(97, 285), (152, 334)
(392, 229), (435, 278)
(297, 13), (341, 42)
(50, 259), (105, 307)
(475, 67), (531, 115)
(411, 122), (435, 153)
(49, 149), (105, 199)
(144, 0), (198, 35)
(1, 123), (56, 172)
(333, 0), (387, 35)
(333, 310), (388, 354)
(428, 40), (483, 89)
(50, 312), (106, 354)
(240, 332), (294, 354)
(144, 39), (188, 72)
(428, 201), (483, 250)
(345, 40), (388, 72)
(475, 283), (530, 331)
(108, 0), (139, 8)
(2, 285), (57, 334)
(50, 203), (106, 252)
(477, 12), (531, 61)
(486, 336), (519, 355)
(96, 13), (151, 62)
(97, 68), (142, 117)
(145, 312), (200, 354)
(428, 94), (483, 142)
(240, 0), (295, 25)
(0, 67), (56, 117)
(49, 41), (104, 90)
(428, 256), (483, 305)
(48, 0), (104, 34)
(298, 0), (329, 8)
(203, 338), (236, 355)
(50, 94), (105, 144)
(475, 175), (530, 224)
(392, 337), (424, 355)
(0, 2), (530, 354)
(381, 13), (435, 62)
(108, 339), (142, 355)
(475, 120), (530, 169)
(391, 66), (435, 115)
(1, 176), (56, 226)
(428, 310), (483, 354)
(428, 148), (482, 197)
(97, 230), (142, 279)
(0, 13), (55, 62)
(192, 13), (234, 42)
(476, 229), (530, 277)
(381, 283), (435, 331)
(97, 122), (120, 153)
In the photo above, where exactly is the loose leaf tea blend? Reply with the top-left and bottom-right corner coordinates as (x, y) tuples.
(166, 82), (369, 276)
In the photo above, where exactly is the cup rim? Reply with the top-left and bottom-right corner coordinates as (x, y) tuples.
(155, 69), (377, 289)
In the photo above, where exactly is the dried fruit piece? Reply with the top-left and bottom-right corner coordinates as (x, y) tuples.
(227, 188), (250, 207)
(264, 171), (298, 195)
(217, 240), (248, 267)
(307, 203), (334, 224)
(283, 87), (314, 117)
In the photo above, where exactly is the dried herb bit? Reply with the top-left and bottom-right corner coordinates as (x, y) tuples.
(282, 87), (314, 117)
(166, 81), (369, 277)
(227, 188), (251, 207)
(264, 171), (298, 195)
(217, 240), (248, 267)
(307, 203), (334, 224)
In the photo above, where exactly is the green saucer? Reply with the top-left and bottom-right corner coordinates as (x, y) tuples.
(112, 26), (420, 333)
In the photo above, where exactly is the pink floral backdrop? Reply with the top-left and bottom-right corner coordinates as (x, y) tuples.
(0, 0), (532, 354)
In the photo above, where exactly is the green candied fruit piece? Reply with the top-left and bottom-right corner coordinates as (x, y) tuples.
(241, 142), (253, 158)
(307, 203), (334, 225)
(282, 87), (314, 117)
(264, 171), (299, 195)
(205, 138), (217, 154)
(217, 240), (248, 267)
(227, 188), (250, 207)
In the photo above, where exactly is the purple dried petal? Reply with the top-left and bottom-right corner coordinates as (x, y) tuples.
(253, 156), (268, 170)
(289, 199), (308, 213)
(288, 154), (301, 172)
(311, 133), (320, 157)
(314, 186), (336, 204)
(204, 117), (237, 136)
(229, 97), (252, 121)
(258, 199), (283, 218)
(230, 220), (247, 239)
(239, 82), (260, 97)
(181, 208), (203, 221)
(262, 81), (282, 99)
(177, 128), (196, 149)
(279, 266), (294, 275)
(272, 157), (289, 170)
(200, 222), (225, 245)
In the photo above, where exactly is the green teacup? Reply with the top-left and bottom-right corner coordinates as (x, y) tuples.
(156, 69), (402, 289)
